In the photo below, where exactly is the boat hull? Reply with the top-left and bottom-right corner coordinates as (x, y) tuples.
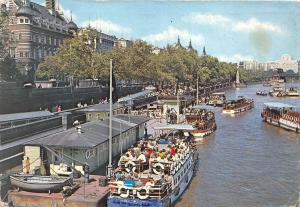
(191, 125), (217, 141)
(223, 103), (253, 114)
(10, 175), (71, 193)
(262, 116), (300, 133)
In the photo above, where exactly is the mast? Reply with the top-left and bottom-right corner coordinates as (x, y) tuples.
(107, 59), (113, 176)
(196, 73), (199, 105)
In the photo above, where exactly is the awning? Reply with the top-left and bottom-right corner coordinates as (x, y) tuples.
(264, 102), (295, 109)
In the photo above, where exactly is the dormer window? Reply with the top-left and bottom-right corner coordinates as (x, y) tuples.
(20, 19), (24, 24)
(25, 18), (29, 24)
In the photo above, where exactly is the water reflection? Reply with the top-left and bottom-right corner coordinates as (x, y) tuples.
(176, 84), (300, 207)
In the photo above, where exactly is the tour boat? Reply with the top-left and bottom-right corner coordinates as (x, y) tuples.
(10, 174), (72, 193)
(261, 102), (300, 133)
(222, 97), (254, 114)
(207, 92), (226, 107)
(256, 90), (268, 96)
(107, 128), (198, 207)
(286, 87), (299, 97)
(269, 86), (286, 97)
(185, 105), (217, 141)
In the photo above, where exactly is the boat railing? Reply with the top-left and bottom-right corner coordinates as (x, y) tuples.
(262, 111), (280, 120)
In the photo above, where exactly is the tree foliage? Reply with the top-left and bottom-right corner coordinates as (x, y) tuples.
(37, 34), (240, 87)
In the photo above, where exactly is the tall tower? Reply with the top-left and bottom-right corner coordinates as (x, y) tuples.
(46, 0), (55, 11)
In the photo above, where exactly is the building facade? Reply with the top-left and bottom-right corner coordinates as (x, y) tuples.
(0, 0), (77, 76)
(242, 54), (299, 73)
(116, 37), (133, 49)
(78, 27), (117, 53)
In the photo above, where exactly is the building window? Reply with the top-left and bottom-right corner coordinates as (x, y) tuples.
(19, 19), (24, 24)
(19, 52), (23, 57)
(25, 18), (29, 24)
(18, 33), (22, 40)
(25, 52), (28, 58)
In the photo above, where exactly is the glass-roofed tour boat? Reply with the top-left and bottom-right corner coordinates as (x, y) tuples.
(107, 125), (199, 207)
(222, 96), (254, 114)
(261, 102), (300, 133)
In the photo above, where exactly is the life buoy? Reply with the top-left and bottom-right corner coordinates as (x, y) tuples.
(118, 187), (129, 198)
(136, 187), (150, 200)
(125, 161), (136, 173)
(153, 163), (164, 175)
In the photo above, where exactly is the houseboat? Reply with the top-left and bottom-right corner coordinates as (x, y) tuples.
(207, 92), (226, 107)
(185, 105), (217, 141)
(286, 87), (299, 97)
(269, 86), (286, 97)
(107, 127), (198, 207)
(261, 102), (300, 133)
(223, 97), (254, 114)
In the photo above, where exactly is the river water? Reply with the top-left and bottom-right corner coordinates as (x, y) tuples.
(176, 83), (300, 207)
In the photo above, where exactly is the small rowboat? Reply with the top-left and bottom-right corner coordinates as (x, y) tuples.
(10, 174), (72, 193)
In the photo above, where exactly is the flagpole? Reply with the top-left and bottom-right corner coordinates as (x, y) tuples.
(108, 59), (113, 176)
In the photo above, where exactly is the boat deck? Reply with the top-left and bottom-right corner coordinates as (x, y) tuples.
(8, 175), (109, 207)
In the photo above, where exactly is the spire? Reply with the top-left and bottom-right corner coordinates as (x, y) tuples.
(188, 39), (193, 50)
(70, 10), (73, 21)
(202, 46), (207, 56)
(175, 35), (182, 48)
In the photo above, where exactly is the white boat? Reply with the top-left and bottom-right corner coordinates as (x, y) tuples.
(10, 174), (72, 193)
(207, 92), (226, 107)
(107, 127), (198, 207)
(261, 102), (300, 132)
(223, 97), (254, 114)
(286, 87), (299, 97)
(269, 86), (286, 97)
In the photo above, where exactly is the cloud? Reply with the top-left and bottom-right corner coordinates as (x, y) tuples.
(217, 54), (254, 63)
(59, 4), (77, 22)
(143, 26), (205, 46)
(182, 12), (230, 25)
(233, 18), (282, 33)
(81, 18), (131, 34)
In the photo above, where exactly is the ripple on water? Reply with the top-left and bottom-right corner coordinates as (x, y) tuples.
(176, 84), (300, 207)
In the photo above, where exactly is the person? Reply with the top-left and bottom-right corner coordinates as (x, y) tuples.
(57, 105), (62, 112)
(144, 123), (148, 138)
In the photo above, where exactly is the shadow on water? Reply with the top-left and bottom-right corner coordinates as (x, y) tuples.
(176, 84), (300, 207)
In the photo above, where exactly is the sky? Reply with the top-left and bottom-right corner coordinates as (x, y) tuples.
(34, 0), (300, 63)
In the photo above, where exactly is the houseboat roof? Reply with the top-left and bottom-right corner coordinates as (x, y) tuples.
(264, 102), (295, 109)
(192, 104), (216, 110)
(212, 92), (225, 95)
(114, 114), (150, 125)
(77, 103), (123, 113)
(153, 124), (196, 131)
(118, 90), (153, 102)
(0, 111), (54, 123)
(26, 115), (149, 149)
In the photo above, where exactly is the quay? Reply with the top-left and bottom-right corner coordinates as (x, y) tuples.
(8, 175), (109, 207)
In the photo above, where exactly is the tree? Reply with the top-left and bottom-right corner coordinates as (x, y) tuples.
(0, 56), (20, 81)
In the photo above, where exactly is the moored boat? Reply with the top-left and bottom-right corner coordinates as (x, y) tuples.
(185, 105), (217, 141)
(222, 97), (254, 114)
(286, 87), (299, 97)
(269, 86), (286, 97)
(207, 92), (226, 107)
(107, 128), (198, 207)
(10, 174), (72, 193)
(256, 90), (268, 96)
(261, 102), (300, 133)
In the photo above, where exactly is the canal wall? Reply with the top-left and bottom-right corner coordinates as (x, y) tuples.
(0, 83), (142, 114)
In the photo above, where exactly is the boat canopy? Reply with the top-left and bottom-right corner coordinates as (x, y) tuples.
(192, 104), (216, 110)
(212, 92), (225, 95)
(264, 102), (295, 109)
(153, 124), (196, 131)
(118, 90), (153, 102)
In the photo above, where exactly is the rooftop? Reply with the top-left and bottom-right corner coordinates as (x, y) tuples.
(0, 111), (54, 123)
(26, 115), (149, 149)
(77, 103), (123, 113)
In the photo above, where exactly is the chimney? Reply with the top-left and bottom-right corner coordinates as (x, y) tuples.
(46, 0), (55, 11)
